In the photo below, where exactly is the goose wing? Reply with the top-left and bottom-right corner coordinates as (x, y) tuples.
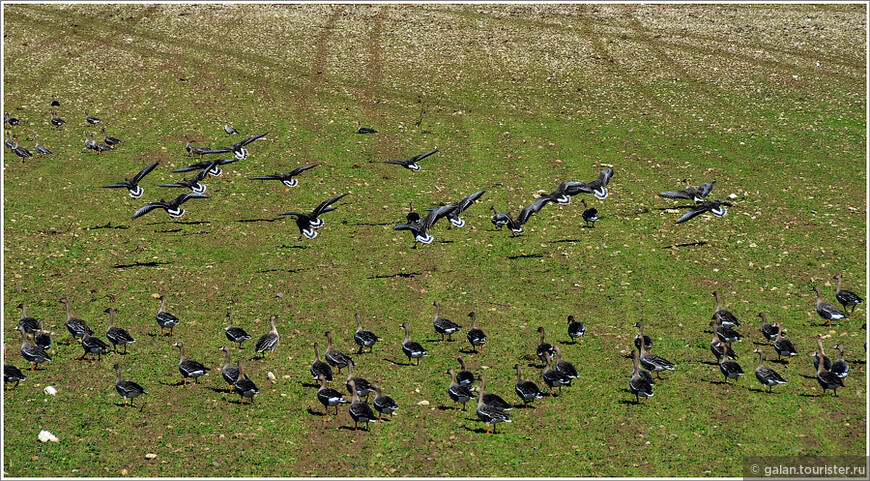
(171, 193), (210, 208)
(696, 181), (715, 199)
(658, 189), (692, 200)
(250, 174), (282, 181)
(279, 211), (306, 218)
(288, 164), (318, 176)
(555, 181), (587, 197)
(421, 203), (456, 231)
(102, 182), (132, 189)
(675, 204), (710, 224)
(236, 132), (268, 148)
(311, 193), (349, 217)
(132, 161), (160, 184)
(382, 159), (410, 166)
(132, 202), (168, 219)
(516, 195), (553, 226)
(587, 168), (614, 189)
(409, 148), (439, 163)
(454, 189), (486, 213)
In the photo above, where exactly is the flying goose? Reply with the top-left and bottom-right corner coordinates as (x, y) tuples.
(830, 344), (849, 379)
(172, 342), (210, 385)
(195, 132), (268, 160)
(184, 135), (211, 157)
(102, 161), (159, 199)
(219, 346), (240, 393)
(629, 350), (654, 404)
(233, 360), (259, 405)
(490, 205), (510, 229)
(466, 312), (486, 353)
(579, 168), (614, 200)
(716, 342), (744, 384)
(157, 165), (211, 195)
(832, 274), (862, 314)
(432, 301), (462, 341)
(14, 325), (51, 371)
(50, 110), (65, 127)
(224, 121), (239, 135)
(356, 121), (377, 134)
(581, 199), (599, 228)
(101, 127), (122, 148)
(250, 164), (318, 190)
(316, 374), (347, 415)
(346, 379), (377, 431)
(382, 148), (438, 172)
(155, 296), (179, 337)
(567, 315), (586, 344)
(443, 189), (486, 228)
(223, 311), (251, 349)
(33, 134), (52, 157)
(504, 195), (554, 236)
(310, 342), (333, 383)
(393, 203), (456, 248)
(173, 157), (238, 177)
(254, 314), (280, 360)
(84, 111), (101, 124)
(279, 193), (348, 240)
(324, 330), (355, 373)
(372, 384), (398, 419)
(658, 179), (715, 203)
(400, 322), (427, 365)
(104, 308), (135, 355)
(131, 193), (209, 220)
(674, 200), (731, 224)
(445, 368), (474, 411)
(113, 364), (147, 407)
(475, 376), (513, 433)
(513, 363), (543, 407)
(547, 180), (589, 205)
(353, 313), (379, 354)
(711, 291), (741, 328)
(751, 349), (786, 393)
(811, 351), (845, 396)
(812, 286), (846, 326)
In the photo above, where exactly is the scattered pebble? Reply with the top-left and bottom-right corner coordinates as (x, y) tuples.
(145, 453), (157, 460)
(43, 386), (57, 396)
(417, 400), (430, 406)
(38, 431), (59, 443)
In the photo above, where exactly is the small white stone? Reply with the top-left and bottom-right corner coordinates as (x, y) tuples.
(417, 400), (430, 406)
(728, 193), (738, 199)
(38, 431), (59, 443)
(145, 453), (157, 460)
(267, 372), (276, 381)
(43, 386), (57, 396)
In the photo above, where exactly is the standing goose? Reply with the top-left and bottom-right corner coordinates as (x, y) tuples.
(79, 331), (110, 361)
(356, 121), (377, 134)
(101, 161), (159, 199)
(14, 326), (51, 371)
(475, 376), (513, 433)
(83, 130), (96, 151)
(224, 121), (239, 135)
(711, 291), (741, 328)
(657, 179), (715, 203)
(84, 111), (101, 124)
(832, 274), (862, 315)
(353, 313), (379, 354)
(503, 195), (555, 236)
(254, 314), (280, 360)
(831, 344), (849, 379)
(472, 381), (513, 412)
(345, 363), (374, 400)
(131, 193), (210, 220)
(432, 301), (462, 341)
(101, 127), (122, 148)
(455, 357), (475, 387)
(310, 342), (333, 383)
(445, 368), (474, 411)
(713, 319), (743, 344)
(638, 341), (674, 379)
(16, 303), (41, 337)
(633, 322), (653, 353)
(279, 193), (349, 240)
(104, 308), (136, 355)
(5, 131), (15, 152)
(490, 205), (510, 229)
(346, 379), (377, 431)
(381, 148), (438, 172)
(812, 351), (845, 396)
(219, 346), (240, 393)
(113, 364), (147, 407)
(156, 166), (211, 195)
(58, 297), (93, 343)
(87, 131), (112, 154)
(444, 189), (486, 228)
(813, 335), (832, 372)
(324, 330), (355, 373)
(4, 112), (20, 125)
(771, 325), (798, 363)
(674, 200), (731, 224)
(709, 321), (738, 361)
(400, 323), (427, 365)
(173, 157), (238, 177)
(4, 345), (27, 389)
(751, 349), (787, 393)
(172, 342), (209, 385)
(316, 374), (347, 415)
(542, 355), (572, 396)
(553, 345), (578, 380)
(372, 384), (398, 420)
(250, 164), (318, 191)
(466, 312), (486, 353)
(406, 202), (421, 224)
(33, 134), (52, 157)
(629, 350), (654, 404)
(34, 330), (52, 352)
(223, 312), (251, 349)
(756, 312), (779, 345)
(393, 203), (456, 248)
(513, 363), (543, 407)
(567, 316), (586, 344)
(233, 360), (259, 405)
(812, 286), (846, 326)
(155, 296), (179, 337)
(535, 327), (555, 365)
(580, 199), (599, 228)
(11, 135), (33, 162)
(716, 342), (744, 384)
(50, 110), (65, 127)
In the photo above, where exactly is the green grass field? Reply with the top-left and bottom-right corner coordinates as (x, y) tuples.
(3, 3), (866, 477)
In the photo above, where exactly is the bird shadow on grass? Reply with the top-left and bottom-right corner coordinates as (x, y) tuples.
(89, 222), (129, 230)
(554, 238), (583, 243)
(368, 272), (422, 279)
(237, 218), (281, 223)
(460, 425), (490, 434)
(307, 407), (331, 416)
(279, 244), (310, 250)
(356, 222), (393, 227)
(382, 358), (410, 366)
(508, 253), (543, 260)
(114, 261), (171, 269)
(662, 241), (708, 249)
(258, 267), (307, 274)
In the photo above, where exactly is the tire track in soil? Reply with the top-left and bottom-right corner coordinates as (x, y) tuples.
(292, 6), (342, 135)
(356, 6), (396, 165)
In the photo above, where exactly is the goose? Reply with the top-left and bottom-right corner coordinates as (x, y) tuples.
(184, 134), (211, 158)
(353, 313), (379, 354)
(10, 135), (33, 161)
(279, 193), (349, 240)
(709, 321), (738, 361)
(316, 374), (347, 415)
(812, 286), (846, 326)
(674, 200), (731, 224)
(445, 368), (474, 411)
(79, 331), (110, 361)
(535, 327), (555, 365)
(102, 161), (159, 199)
(33, 134), (52, 157)
(633, 322), (653, 353)
(87, 131), (112, 154)
(131, 193), (210, 220)
(5, 131), (15, 152)
(811, 351), (845, 396)
(14, 326), (51, 370)
(813, 335), (832, 372)
(638, 341), (674, 379)
(233, 360), (259, 404)
(581, 199), (599, 228)
(713, 319), (743, 344)
(194, 132), (268, 160)
(83, 130), (96, 151)
(345, 363), (374, 400)
(475, 376), (513, 433)
(400, 322), (427, 365)
(831, 344), (849, 379)
(432, 301), (462, 341)
(504, 195), (555, 236)
(219, 346), (240, 393)
(84, 111), (101, 124)
(490, 206), (510, 229)
(324, 330), (355, 373)
(104, 308), (135, 355)
(581, 168), (614, 200)
(16, 303), (41, 337)
(224, 121), (239, 135)
(406, 202), (421, 224)
(113, 364), (147, 407)
(756, 312), (779, 345)
(58, 297), (93, 342)
(711, 291), (741, 328)
(567, 315), (586, 344)
(466, 312), (486, 353)
(356, 121), (377, 134)
(173, 157), (238, 177)
(346, 379), (377, 431)
(50, 110), (65, 127)
(155, 296), (179, 337)
(223, 311), (251, 349)
(372, 384), (398, 419)
(172, 342), (209, 385)
(443, 189), (486, 228)
(51, 96), (60, 107)
(471, 384), (513, 412)
(34, 330), (52, 352)
(4, 112), (20, 125)
(542, 355), (572, 396)
(456, 357), (475, 386)
(553, 345), (578, 380)
(513, 363), (543, 407)
(254, 314), (280, 360)
(658, 179), (715, 203)
(547, 180), (589, 205)
(832, 274), (862, 314)
(629, 350), (654, 404)
(771, 325), (798, 363)
(716, 342), (744, 384)
(751, 349), (786, 393)
(381, 148), (438, 172)
(310, 342), (333, 383)
(250, 164), (318, 190)
(100, 127), (122, 148)
(156, 165), (211, 195)
(4, 353), (27, 390)
(393, 203), (456, 248)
